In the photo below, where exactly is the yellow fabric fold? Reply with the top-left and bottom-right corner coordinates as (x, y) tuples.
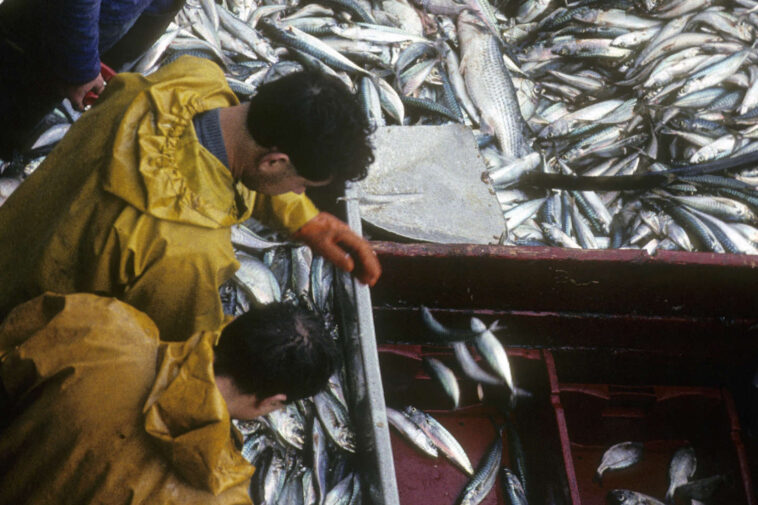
(0, 56), (319, 339)
(0, 293), (254, 505)
(143, 332), (254, 495)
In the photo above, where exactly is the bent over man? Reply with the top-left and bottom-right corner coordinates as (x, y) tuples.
(0, 292), (337, 505)
(0, 56), (381, 340)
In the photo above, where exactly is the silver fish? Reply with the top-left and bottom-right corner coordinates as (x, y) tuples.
(457, 432), (502, 505)
(606, 489), (665, 505)
(422, 357), (460, 409)
(233, 251), (282, 307)
(386, 407), (439, 458)
(313, 389), (357, 453)
(666, 445), (697, 503)
(404, 405), (474, 475)
(595, 441), (644, 483)
(470, 317), (514, 391)
(457, 11), (531, 160)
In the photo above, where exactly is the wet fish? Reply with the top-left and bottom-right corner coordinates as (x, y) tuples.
(404, 405), (474, 475)
(386, 407), (439, 458)
(457, 11), (531, 160)
(233, 251), (282, 307)
(595, 441), (644, 483)
(606, 489), (665, 505)
(457, 431), (502, 505)
(422, 357), (460, 409)
(666, 445), (697, 503)
(313, 389), (357, 453)
(421, 306), (486, 342)
(501, 468), (528, 505)
(470, 317), (514, 391)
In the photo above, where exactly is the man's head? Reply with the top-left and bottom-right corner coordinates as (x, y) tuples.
(245, 71), (375, 191)
(213, 302), (338, 420)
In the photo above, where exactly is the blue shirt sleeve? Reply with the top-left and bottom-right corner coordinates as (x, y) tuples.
(54, 0), (102, 84)
(144, 0), (179, 15)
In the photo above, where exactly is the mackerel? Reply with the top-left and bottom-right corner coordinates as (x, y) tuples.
(386, 407), (439, 458)
(404, 406), (474, 475)
(457, 432), (502, 505)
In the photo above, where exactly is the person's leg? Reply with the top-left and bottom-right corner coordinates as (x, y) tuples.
(0, 41), (62, 159)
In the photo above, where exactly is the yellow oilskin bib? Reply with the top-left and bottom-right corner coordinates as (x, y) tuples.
(0, 56), (319, 340)
(0, 292), (255, 505)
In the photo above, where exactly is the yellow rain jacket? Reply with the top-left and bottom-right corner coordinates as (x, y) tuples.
(0, 292), (255, 505)
(0, 56), (319, 340)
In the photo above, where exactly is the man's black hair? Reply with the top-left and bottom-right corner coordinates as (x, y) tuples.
(214, 303), (338, 402)
(246, 71), (375, 183)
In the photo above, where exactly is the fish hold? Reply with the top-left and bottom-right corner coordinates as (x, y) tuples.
(457, 11), (532, 161)
(606, 489), (665, 505)
(595, 441), (643, 483)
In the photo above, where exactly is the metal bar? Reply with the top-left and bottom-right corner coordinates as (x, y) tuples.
(335, 182), (399, 505)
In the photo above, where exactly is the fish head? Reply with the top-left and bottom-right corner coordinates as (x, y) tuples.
(606, 489), (638, 505)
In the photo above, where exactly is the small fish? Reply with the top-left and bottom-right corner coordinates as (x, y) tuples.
(386, 407), (439, 458)
(422, 357), (460, 409)
(470, 317), (514, 391)
(457, 431), (502, 505)
(666, 445), (697, 503)
(313, 389), (357, 453)
(421, 306), (486, 342)
(606, 489), (665, 505)
(501, 468), (528, 505)
(595, 441), (644, 484)
(404, 406), (474, 475)
(233, 251), (282, 307)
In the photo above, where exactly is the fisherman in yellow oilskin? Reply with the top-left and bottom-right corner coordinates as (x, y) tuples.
(0, 55), (381, 340)
(0, 292), (338, 505)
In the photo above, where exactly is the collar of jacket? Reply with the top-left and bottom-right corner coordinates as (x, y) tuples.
(143, 331), (254, 495)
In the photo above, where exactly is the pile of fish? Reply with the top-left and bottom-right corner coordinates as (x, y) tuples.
(598, 441), (734, 504)
(4, 0), (758, 255)
(223, 220), (362, 505)
(384, 307), (533, 505)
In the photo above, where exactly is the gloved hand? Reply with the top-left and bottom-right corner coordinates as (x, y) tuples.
(293, 212), (381, 286)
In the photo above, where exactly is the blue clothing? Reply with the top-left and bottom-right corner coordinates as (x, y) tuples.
(0, 0), (179, 85)
(60, 0), (179, 84)
(193, 108), (230, 169)
(0, 0), (182, 158)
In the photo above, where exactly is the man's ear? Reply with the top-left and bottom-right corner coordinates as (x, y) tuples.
(259, 393), (288, 410)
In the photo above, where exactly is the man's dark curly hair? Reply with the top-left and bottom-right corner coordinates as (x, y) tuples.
(246, 71), (375, 183)
(214, 302), (338, 402)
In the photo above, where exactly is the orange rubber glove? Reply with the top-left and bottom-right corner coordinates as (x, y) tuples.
(293, 212), (381, 287)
